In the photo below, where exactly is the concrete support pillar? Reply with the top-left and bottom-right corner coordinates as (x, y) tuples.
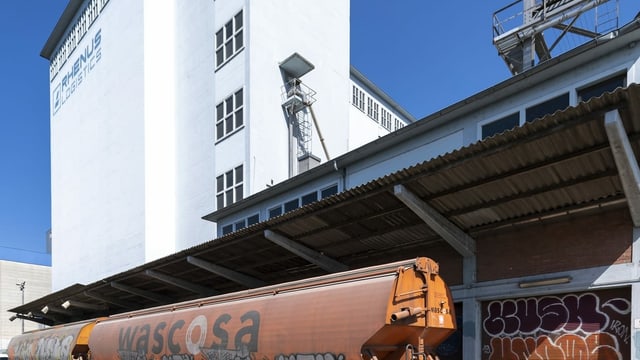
(462, 256), (479, 359)
(632, 228), (640, 359)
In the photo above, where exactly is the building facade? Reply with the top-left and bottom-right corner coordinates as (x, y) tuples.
(0, 261), (50, 352)
(42, 0), (412, 290)
(25, 1), (640, 359)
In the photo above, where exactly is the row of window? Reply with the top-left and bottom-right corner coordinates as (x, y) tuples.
(216, 88), (244, 140)
(481, 73), (626, 139)
(268, 184), (338, 219)
(352, 85), (405, 131)
(221, 184), (339, 235)
(221, 213), (259, 236)
(216, 165), (244, 210)
(215, 10), (243, 68)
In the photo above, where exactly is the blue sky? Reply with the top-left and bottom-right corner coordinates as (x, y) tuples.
(0, 1), (637, 265)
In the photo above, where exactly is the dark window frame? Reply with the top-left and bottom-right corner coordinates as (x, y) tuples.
(481, 112), (520, 139)
(216, 88), (244, 141)
(215, 10), (244, 69)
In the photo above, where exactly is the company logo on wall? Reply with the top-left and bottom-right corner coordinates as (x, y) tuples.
(52, 29), (102, 115)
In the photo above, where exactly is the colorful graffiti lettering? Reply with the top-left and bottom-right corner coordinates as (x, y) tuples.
(486, 333), (620, 360)
(274, 352), (345, 360)
(482, 290), (630, 360)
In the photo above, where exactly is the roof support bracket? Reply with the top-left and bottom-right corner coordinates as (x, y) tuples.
(187, 256), (266, 289)
(394, 184), (476, 257)
(110, 281), (173, 304)
(604, 110), (640, 226)
(263, 230), (349, 273)
(84, 291), (138, 310)
(144, 269), (219, 297)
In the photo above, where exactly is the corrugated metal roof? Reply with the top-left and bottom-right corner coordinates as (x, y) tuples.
(12, 84), (640, 325)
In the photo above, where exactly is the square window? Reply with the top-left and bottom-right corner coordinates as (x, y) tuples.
(247, 214), (259, 226)
(235, 220), (246, 230)
(578, 74), (626, 102)
(482, 112), (520, 139)
(284, 199), (300, 212)
(321, 185), (338, 198)
(269, 206), (283, 218)
(525, 93), (569, 122)
(222, 224), (233, 235)
(301, 191), (318, 205)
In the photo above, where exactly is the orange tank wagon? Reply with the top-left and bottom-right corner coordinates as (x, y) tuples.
(8, 257), (455, 360)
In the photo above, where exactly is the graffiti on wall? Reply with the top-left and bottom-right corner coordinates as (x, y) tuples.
(481, 289), (631, 359)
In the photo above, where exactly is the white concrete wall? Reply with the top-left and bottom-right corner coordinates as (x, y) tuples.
(173, 1), (217, 251)
(247, 0), (351, 194)
(0, 261), (50, 350)
(50, 0), (146, 290)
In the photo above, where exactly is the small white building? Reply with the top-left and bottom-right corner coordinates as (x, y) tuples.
(0, 260), (50, 351)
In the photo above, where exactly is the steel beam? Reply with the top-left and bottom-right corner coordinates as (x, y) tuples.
(604, 110), (640, 226)
(145, 269), (218, 297)
(263, 230), (349, 273)
(187, 256), (266, 288)
(394, 184), (476, 257)
(110, 282), (173, 304)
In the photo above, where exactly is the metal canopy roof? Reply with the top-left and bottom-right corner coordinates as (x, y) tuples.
(11, 84), (640, 325)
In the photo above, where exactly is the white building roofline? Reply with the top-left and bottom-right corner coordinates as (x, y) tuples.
(350, 65), (417, 123)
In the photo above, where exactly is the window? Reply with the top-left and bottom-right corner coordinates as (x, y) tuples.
(321, 184), (338, 198)
(215, 10), (243, 68)
(481, 112), (520, 139)
(301, 191), (318, 206)
(578, 74), (626, 102)
(268, 206), (282, 219)
(221, 213), (259, 236)
(381, 108), (392, 130)
(352, 85), (365, 111)
(525, 93), (569, 122)
(222, 224), (233, 235)
(367, 97), (374, 119)
(216, 88), (243, 140)
(373, 103), (379, 122)
(268, 184), (338, 219)
(284, 199), (300, 212)
(216, 165), (243, 209)
(394, 118), (405, 131)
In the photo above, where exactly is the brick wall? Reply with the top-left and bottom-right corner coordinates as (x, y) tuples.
(476, 208), (632, 282)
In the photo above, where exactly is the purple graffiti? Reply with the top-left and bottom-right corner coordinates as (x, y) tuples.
(482, 293), (628, 337)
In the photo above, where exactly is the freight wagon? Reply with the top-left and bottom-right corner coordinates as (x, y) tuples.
(8, 257), (455, 360)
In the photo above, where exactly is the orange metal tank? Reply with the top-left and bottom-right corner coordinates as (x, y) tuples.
(88, 257), (455, 360)
(7, 319), (99, 360)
